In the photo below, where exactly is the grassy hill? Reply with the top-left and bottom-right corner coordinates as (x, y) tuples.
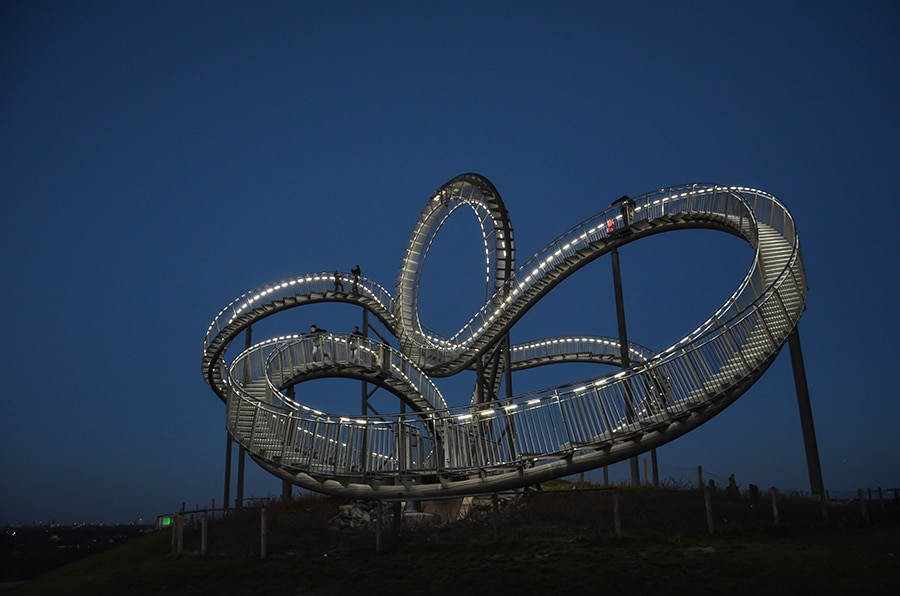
(8, 484), (899, 595)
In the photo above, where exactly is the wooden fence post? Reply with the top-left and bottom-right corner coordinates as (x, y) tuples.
(375, 501), (383, 553)
(703, 483), (715, 535)
(492, 493), (500, 542)
(175, 511), (184, 553)
(698, 465), (714, 534)
(857, 489), (870, 525)
(392, 501), (402, 534)
(612, 489), (622, 538)
(770, 488), (780, 526)
(260, 507), (268, 559)
(201, 511), (208, 555)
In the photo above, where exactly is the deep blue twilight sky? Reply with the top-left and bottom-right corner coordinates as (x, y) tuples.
(2, 1), (898, 525)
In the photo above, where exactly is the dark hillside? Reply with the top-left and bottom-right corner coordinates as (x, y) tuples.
(6, 484), (898, 594)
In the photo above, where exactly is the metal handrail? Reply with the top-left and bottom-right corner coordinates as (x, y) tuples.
(421, 184), (759, 365)
(202, 177), (807, 498)
(203, 274), (396, 356)
(228, 333), (448, 413)
(510, 336), (656, 367)
(226, 273), (798, 478)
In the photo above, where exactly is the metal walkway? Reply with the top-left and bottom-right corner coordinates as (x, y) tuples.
(202, 175), (808, 499)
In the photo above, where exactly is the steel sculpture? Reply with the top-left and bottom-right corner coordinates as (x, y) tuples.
(202, 174), (808, 499)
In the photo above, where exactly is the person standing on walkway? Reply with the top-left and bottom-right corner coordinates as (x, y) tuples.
(351, 264), (361, 293)
(349, 325), (364, 363)
(310, 324), (328, 362)
(333, 270), (344, 292)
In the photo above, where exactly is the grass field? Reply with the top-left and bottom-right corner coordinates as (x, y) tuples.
(8, 485), (900, 595)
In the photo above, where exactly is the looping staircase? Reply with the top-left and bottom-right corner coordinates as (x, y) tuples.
(202, 175), (807, 499)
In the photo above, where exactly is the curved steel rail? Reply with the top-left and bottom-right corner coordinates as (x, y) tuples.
(202, 174), (807, 499)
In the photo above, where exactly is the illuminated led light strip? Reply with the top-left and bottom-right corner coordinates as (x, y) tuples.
(205, 178), (805, 499)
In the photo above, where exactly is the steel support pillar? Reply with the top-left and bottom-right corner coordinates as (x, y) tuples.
(233, 326), (252, 509)
(236, 446), (245, 508)
(223, 325), (253, 513)
(475, 358), (485, 404)
(504, 333), (513, 399)
(610, 244), (640, 485)
(502, 333), (517, 460)
(361, 309), (369, 415)
(223, 433), (232, 513)
(651, 448), (660, 487)
(788, 325), (825, 497)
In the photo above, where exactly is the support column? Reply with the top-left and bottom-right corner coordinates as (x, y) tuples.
(502, 333), (517, 460)
(236, 446), (245, 508)
(504, 333), (513, 399)
(235, 326), (252, 509)
(475, 357), (485, 404)
(361, 309), (369, 415)
(223, 324), (253, 513)
(651, 448), (660, 487)
(630, 456), (640, 485)
(610, 248), (634, 398)
(223, 433), (232, 513)
(788, 325), (825, 497)
(610, 244), (640, 486)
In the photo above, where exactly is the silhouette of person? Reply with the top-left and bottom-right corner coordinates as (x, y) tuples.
(333, 270), (344, 292)
(351, 264), (361, 293)
(349, 325), (364, 363)
(310, 324), (328, 362)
